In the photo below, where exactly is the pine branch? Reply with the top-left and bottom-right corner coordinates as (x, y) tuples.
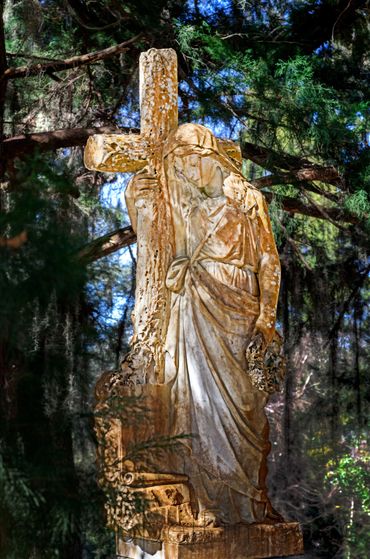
(66, 0), (130, 31)
(301, 189), (347, 230)
(3, 125), (342, 199)
(1, 34), (142, 81)
(2, 125), (342, 195)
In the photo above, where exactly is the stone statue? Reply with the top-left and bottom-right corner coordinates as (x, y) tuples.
(85, 48), (303, 559)
(126, 122), (282, 526)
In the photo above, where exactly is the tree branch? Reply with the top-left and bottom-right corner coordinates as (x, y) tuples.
(3, 121), (359, 227)
(77, 225), (136, 263)
(301, 189), (347, 230)
(1, 34), (142, 81)
(252, 173), (339, 193)
(78, 192), (359, 264)
(3, 125), (139, 159)
(3, 125), (342, 198)
(1, 108), (360, 231)
(263, 191), (358, 224)
(251, 174), (340, 202)
(242, 141), (342, 187)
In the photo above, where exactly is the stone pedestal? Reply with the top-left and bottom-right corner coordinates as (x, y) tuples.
(117, 522), (304, 559)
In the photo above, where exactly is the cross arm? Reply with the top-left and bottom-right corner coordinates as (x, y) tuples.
(84, 133), (150, 173)
(84, 132), (242, 173)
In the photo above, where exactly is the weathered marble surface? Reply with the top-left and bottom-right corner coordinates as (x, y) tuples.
(85, 47), (303, 558)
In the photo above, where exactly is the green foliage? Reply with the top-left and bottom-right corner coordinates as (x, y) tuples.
(345, 190), (370, 222)
(177, 23), (363, 166)
(325, 440), (370, 558)
(327, 452), (370, 515)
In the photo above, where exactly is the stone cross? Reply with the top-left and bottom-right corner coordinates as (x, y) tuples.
(84, 49), (178, 382)
(84, 48), (178, 174)
(84, 48), (241, 382)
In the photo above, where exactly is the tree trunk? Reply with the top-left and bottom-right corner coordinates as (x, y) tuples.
(353, 299), (362, 428)
(329, 322), (339, 445)
(16, 334), (83, 558)
(0, 0), (8, 178)
(282, 266), (293, 469)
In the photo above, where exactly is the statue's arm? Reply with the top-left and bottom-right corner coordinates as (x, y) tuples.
(254, 196), (281, 345)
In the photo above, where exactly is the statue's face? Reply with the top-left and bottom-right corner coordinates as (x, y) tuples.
(174, 153), (226, 198)
(180, 154), (202, 184)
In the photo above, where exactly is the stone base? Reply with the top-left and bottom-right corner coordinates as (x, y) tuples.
(117, 522), (304, 559)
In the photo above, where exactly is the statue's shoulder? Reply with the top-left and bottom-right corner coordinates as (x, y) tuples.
(238, 180), (271, 232)
(242, 179), (268, 212)
(249, 187), (268, 209)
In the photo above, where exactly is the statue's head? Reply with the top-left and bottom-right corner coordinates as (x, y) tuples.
(163, 124), (240, 197)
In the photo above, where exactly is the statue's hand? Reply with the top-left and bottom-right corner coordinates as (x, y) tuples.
(132, 171), (159, 201)
(253, 316), (274, 349)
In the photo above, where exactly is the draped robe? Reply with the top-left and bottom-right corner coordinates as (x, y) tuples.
(163, 154), (280, 524)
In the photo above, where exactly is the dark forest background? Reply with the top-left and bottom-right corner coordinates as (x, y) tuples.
(0, 0), (369, 557)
